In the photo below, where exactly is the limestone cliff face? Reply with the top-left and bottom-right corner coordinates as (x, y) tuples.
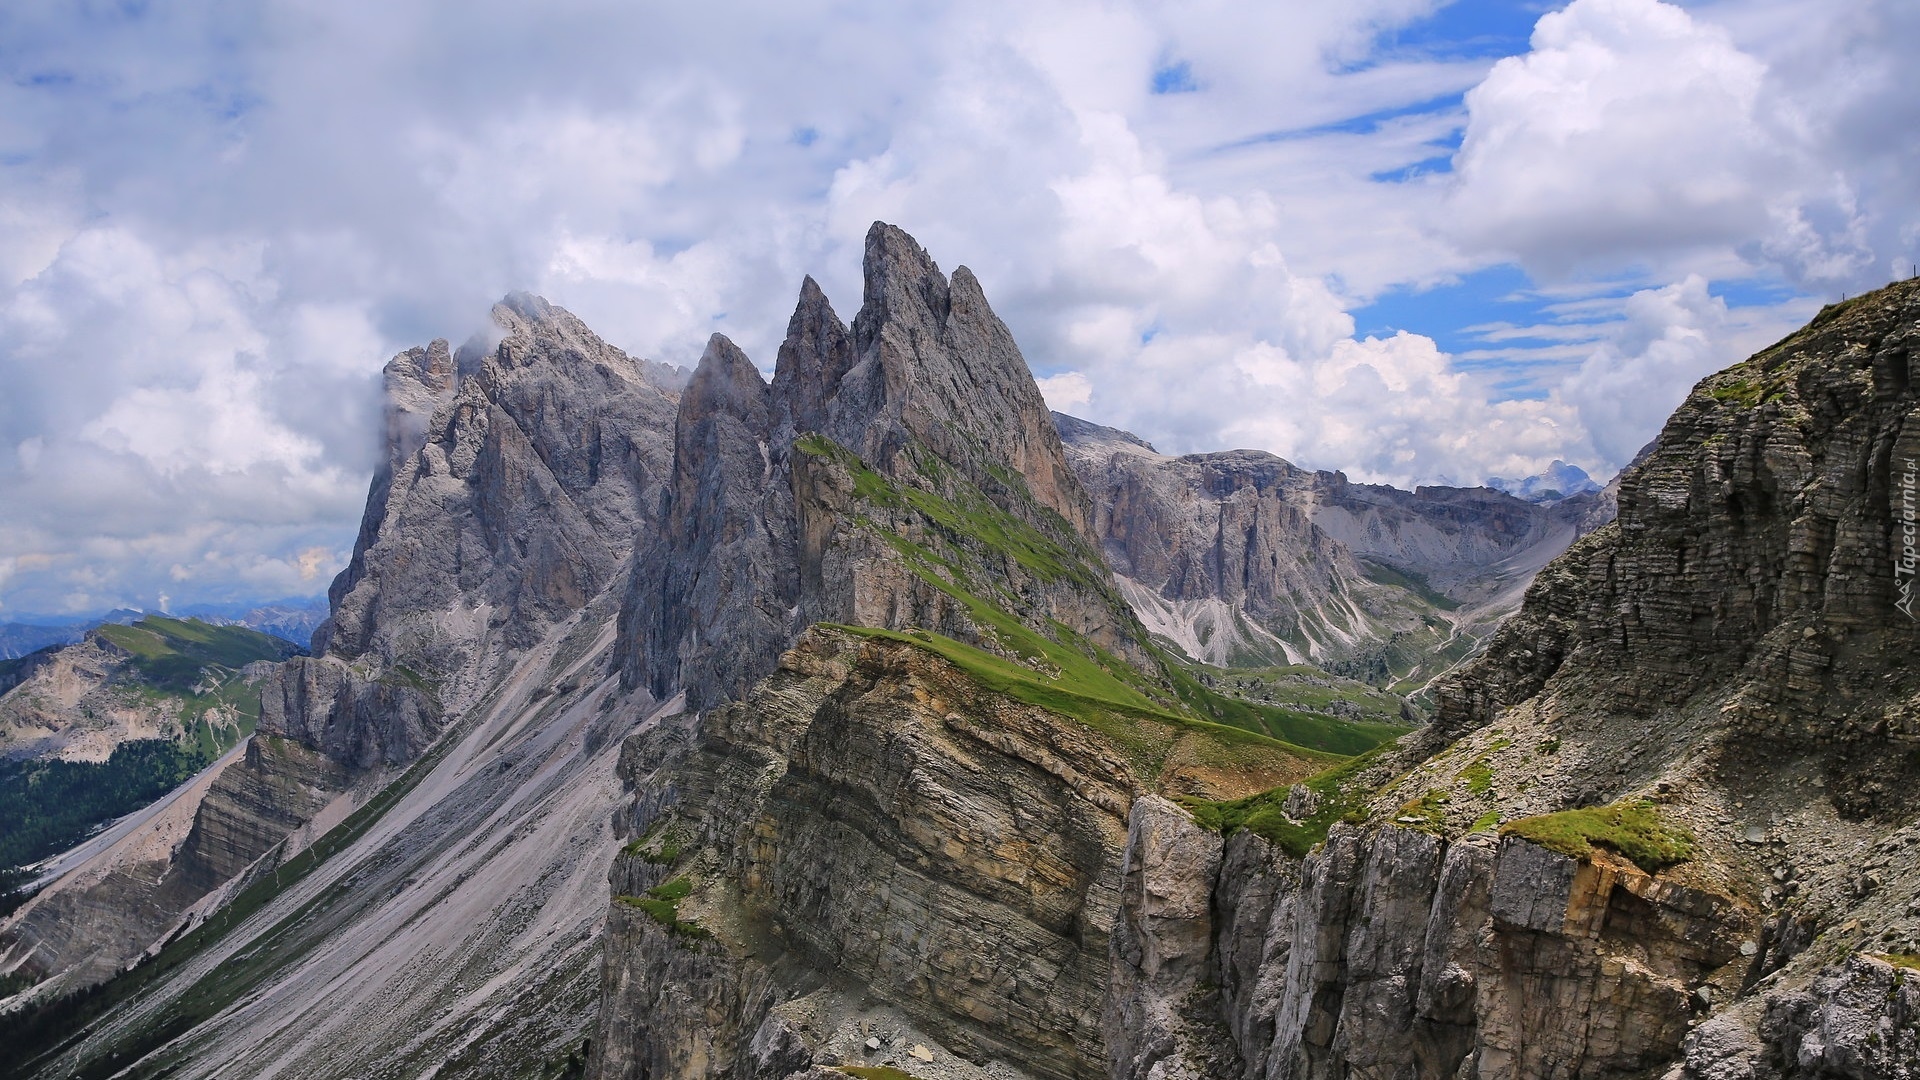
(1417, 280), (1920, 1077)
(624, 334), (797, 708)
(209, 289), (680, 880)
(590, 629), (1323, 1080)
(833, 228), (1092, 538)
(242, 288), (679, 803)
(620, 223), (1144, 711)
(1108, 279), (1920, 1079)
(1108, 802), (1750, 1080)
(322, 293), (680, 669)
(1056, 413), (1608, 679)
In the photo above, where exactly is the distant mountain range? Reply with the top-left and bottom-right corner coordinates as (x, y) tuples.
(0, 597), (328, 659)
(1056, 413), (1613, 688)
(1483, 458), (1602, 502)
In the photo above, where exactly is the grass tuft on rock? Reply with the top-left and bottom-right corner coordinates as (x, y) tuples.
(1179, 748), (1386, 858)
(1501, 800), (1695, 874)
(1875, 952), (1920, 972)
(616, 876), (710, 940)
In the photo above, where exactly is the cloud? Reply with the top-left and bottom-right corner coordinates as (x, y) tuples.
(0, 0), (1916, 612)
(1035, 372), (1092, 413)
(1560, 274), (1808, 465)
(1445, 0), (1919, 290)
(1447, 0), (1776, 274)
(0, 224), (373, 613)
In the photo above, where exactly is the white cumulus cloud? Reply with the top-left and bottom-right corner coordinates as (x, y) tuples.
(0, 0), (1916, 612)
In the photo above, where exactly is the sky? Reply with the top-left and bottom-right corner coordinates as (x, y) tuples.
(0, 0), (1915, 617)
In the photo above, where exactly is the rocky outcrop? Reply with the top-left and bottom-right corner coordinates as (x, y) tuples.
(1055, 413), (1610, 679)
(591, 629), (1324, 1080)
(1404, 280), (1920, 1074)
(1757, 954), (1920, 1078)
(624, 334), (797, 708)
(833, 229), (1092, 537)
(1111, 817), (1751, 1080)
(196, 287), (680, 882)
(323, 293), (681, 669)
(1433, 282), (1920, 751)
(1105, 797), (1238, 1080)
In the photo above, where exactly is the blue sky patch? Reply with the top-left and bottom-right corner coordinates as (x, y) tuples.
(1373, 0), (1555, 62)
(1218, 93), (1463, 153)
(1151, 60), (1198, 95)
(1356, 261), (1815, 402)
(1370, 153), (1456, 183)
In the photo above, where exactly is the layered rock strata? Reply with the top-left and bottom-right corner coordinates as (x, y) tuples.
(591, 628), (1325, 1080)
(1106, 280), (1920, 1077)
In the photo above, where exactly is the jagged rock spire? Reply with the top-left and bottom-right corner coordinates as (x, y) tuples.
(769, 276), (855, 446)
(323, 293), (681, 660)
(809, 222), (1093, 537)
(619, 223), (1128, 707)
(624, 333), (796, 705)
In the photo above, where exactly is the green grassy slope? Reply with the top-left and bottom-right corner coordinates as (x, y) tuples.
(796, 434), (1406, 765)
(0, 618), (300, 902)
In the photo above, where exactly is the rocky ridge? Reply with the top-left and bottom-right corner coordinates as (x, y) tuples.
(1055, 413), (1610, 684)
(589, 229), (1422, 1078)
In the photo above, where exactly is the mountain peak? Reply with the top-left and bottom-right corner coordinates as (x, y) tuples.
(618, 225), (1121, 705)
(829, 221), (1092, 534)
(1485, 458), (1601, 503)
(1052, 411), (1161, 456)
(682, 333), (769, 427)
(854, 222), (949, 353)
(496, 290), (556, 322)
(770, 275), (854, 444)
